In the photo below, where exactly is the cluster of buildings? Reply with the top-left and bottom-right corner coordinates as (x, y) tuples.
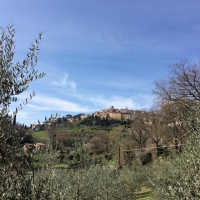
(94, 106), (130, 121)
(30, 106), (146, 130)
(30, 117), (57, 130)
(94, 106), (145, 121)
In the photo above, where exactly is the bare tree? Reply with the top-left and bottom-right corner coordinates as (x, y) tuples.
(161, 103), (189, 154)
(144, 110), (166, 157)
(130, 116), (149, 152)
(153, 60), (200, 107)
(153, 60), (200, 151)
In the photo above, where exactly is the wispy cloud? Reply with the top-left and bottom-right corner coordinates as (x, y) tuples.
(91, 95), (136, 109)
(134, 94), (154, 109)
(52, 73), (76, 90)
(84, 94), (153, 111)
(17, 111), (29, 119)
(27, 95), (89, 113)
(9, 110), (29, 119)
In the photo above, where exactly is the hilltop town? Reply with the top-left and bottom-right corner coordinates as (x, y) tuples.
(30, 106), (146, 130)
(94, 106), (145, 121)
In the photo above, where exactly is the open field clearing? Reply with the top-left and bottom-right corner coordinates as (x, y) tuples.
(31, 131), (48, 140)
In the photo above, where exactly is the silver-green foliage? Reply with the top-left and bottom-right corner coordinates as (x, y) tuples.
(37, 165), (137, 200)
(0, 25), (45, 119)
(0, 25), (48, 199)
(148, 106), (200, 199)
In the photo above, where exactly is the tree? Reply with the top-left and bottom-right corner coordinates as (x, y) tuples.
(149, 59), (200, 198)
(0, 24), (45, 153)
(129, 116), (149, 164)
(154, 60), (200, 106)
(161, 103), (189, 154)
(149, 127), (200, 199)
(153, 60), (199, 152)
(0, 26), (45, 120)
(130, 116), (148, 152)
(144, 109), (166, 158)
(0, 25), (51, 199)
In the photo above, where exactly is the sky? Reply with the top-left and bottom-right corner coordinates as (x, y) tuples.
(1, 0), (200, 126)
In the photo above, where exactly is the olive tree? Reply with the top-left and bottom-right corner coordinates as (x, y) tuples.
(0, 25), (52, 199)
(149, 126), (200, 199)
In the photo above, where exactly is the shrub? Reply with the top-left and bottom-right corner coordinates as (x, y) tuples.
(148, 135), (200, 199)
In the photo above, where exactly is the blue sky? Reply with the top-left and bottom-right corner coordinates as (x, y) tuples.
(1, 1), (200, 125)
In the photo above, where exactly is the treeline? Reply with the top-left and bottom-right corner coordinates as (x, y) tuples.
(35, 114), (130, 131)
(79, 115), (129, 126)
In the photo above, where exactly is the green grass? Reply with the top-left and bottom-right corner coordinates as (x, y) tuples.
(31, 131), (48, 140)
(52, 163), (69, 169)
(62, 125), (112, 134)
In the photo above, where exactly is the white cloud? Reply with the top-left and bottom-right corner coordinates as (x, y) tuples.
(52, 73), (76, 90)
(10, 89), (154, 126)
(17, 111), (29, 119)
(87, 95), (135, 109)
(135, 94), (154, 109)
(27, 95), (89, 113)
(8, 110), (29, 119)
(26, 104), (49, 111)
(85, 94), (153, 110)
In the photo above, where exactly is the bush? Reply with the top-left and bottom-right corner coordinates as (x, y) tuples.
(148, 135), (200, 199)
(141, 152), (152, 165)
(37, 165), (138, 199)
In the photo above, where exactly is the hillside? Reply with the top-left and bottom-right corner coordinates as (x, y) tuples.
(30, 108), (178, 167)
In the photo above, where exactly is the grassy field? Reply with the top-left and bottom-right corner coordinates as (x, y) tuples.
(63, 125), (113, 134)
(31, 124), (126, 139)
(31, 130), (48, 140)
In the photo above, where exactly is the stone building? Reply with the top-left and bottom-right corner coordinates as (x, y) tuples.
(94, 106), (131, 121)
(30, 124), (36, 130)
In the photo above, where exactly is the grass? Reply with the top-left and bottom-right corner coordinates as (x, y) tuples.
(53, 163), (69, 169)
(135, 186), (152, 200)
(31, 130), (48, 140)
(60, 125), (112, 134)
